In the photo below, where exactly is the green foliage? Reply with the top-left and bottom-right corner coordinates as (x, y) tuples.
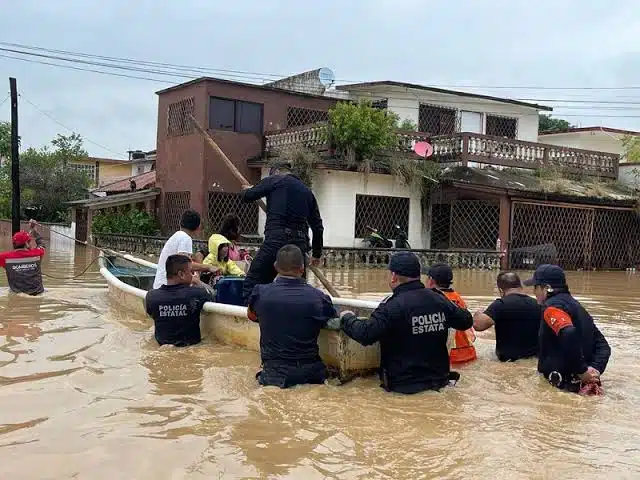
(92, 208), (159, 235)
(0, 132), (92, 222)
(622, 135), (640, 164)
(328, 101), (400, 167)
(0, 121), (11, 159)
(538, 114), (573, 134)
(397, 118), (418, 131)
(268, 147), (319, 187)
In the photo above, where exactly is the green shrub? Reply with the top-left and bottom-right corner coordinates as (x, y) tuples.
(92, 208), (159, 236)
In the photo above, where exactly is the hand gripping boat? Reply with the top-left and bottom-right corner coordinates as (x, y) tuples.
(98, 252), (381, 382)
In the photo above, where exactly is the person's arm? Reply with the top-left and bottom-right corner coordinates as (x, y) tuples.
(319, 292), (338, 327)
(473, 300), (499, 332)
(225, 259), (246, 277)
(543, 306), (589, 377)
(247, 285), (260, 322)
(242, 175), (279, 203)
(590, 325), (611, 375)
(445, 298), (474, 331)
(341, 303), (391, 346)
(308, 194), (324, 259)
(144, 292), (153, 316)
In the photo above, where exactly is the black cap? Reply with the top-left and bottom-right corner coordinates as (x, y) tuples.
(426, 263), (453, 287)
(388, 251), (421, 278)
(269, 161), (291, 175)
(523, 264), (567, 288)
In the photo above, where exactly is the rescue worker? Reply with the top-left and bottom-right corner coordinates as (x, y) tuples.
(425, 263), (477, 364)
(247, 244), (337, 388)
(28, 219), (45, 248)
(0, 231), (46, 296)
(473, 272), (541, 362)
(333, 252), (473, 394)
(524, 264), (611, 394)
(145, 254), (214, 347)
(241, 162), (324, 304)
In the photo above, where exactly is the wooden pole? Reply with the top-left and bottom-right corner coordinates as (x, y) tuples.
(9, 78), (20, 235)
(189, 115), (340, 298)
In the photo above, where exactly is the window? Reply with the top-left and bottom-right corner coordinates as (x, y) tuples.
(286, 107), (329, 128)
(70, 163), (97, 184)
(167, 97), (195, 136)
(418, 104), (457, 135)
(208, 97), (264, 134)
(371, 98), (388, 110)
(354, 194), (410, 239)
(207, 192), (259, 235)
(486, 115), (517, 139)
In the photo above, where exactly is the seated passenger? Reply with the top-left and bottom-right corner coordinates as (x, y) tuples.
(334, 252), (473, 394)
(145, 254), (214, 347)
(247, 244), (337, 389)
(202, 234), (245, 281)
(425, 263), (477, 364)
(473, 272), (541, 362)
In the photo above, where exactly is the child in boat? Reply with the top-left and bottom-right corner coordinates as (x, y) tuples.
(202, 234), (245, 283)
(425, 263), (478, 364)
(219, 214), (251, 262)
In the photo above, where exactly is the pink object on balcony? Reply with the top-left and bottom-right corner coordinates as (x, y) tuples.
(413, 141), (433, 158)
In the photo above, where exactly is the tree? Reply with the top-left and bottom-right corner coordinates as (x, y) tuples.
(538, 114), (573, 134)
(0, 132), (92, 222)
(622, 135), (640, 164)
(0, 121), (10, 159)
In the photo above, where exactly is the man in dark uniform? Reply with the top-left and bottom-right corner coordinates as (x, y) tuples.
(332, 252), (473, 394)
(247, 244), (337, 388)
(524, 264), (611, 394)
(241, 162), (324, 304)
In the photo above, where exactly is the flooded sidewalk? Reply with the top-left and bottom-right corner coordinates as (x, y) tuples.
(1, 238), (639, 479)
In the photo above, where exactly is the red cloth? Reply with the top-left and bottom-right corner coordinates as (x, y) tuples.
(579, 381), (603, 396)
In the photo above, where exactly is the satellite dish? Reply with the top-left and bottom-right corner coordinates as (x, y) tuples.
(318, 68), (335, 88)
(413, 141), (434, 158)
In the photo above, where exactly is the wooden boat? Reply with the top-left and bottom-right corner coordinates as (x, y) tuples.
(98, 252), (382, 380)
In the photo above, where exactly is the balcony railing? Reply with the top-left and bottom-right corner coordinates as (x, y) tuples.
(264, 125), (620, 179)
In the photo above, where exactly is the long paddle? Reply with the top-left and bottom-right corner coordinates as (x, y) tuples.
(189, 115), (340, 298)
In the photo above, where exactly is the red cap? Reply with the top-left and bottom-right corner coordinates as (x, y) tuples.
(12, 231), (32, 247)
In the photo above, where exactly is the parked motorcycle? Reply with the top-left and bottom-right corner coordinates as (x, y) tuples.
(394, 225), (411, 249)
(363, 226), (393, 248)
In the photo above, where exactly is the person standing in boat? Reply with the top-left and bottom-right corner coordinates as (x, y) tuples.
(0, 231), (46, 296)
(153, 209), (218, 290)
(247, 244), (337, 388)
(331, 252), (473, 394)
(241, 162), (324, 304)
(524, 265), (611, 395)
(145, 254), (214, 347)
(425, 263), (477, 364)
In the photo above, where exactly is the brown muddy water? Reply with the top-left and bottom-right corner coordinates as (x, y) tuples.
(1, 237), (639, 479)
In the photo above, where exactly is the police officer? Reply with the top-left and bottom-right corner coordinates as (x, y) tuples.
(241, 162), (324, 304)
(331, 252), (473, 394)
(524, 264), (611, 394)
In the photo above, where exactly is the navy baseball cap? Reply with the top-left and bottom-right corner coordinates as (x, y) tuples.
(523, 264), (567, 288)
(269, 161), (291, 175)
(426, 263), (454, 287)
(388, 251), (421, 278)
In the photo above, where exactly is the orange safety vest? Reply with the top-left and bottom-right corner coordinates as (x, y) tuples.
(443, 290), (477, 364)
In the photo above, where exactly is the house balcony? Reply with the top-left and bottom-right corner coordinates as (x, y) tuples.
(263, 124), (620, 179)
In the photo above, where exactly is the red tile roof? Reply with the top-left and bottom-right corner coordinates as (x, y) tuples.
(93, 170), (156, 193)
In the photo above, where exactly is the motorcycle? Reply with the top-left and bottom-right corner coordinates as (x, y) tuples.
(394, 225), (411, 249)
(363, 225), (411, 249)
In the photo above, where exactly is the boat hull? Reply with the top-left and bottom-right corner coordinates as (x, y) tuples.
(100, 254), (381, 380)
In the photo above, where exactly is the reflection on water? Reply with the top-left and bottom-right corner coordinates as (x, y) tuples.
(1, 237), (640, 478)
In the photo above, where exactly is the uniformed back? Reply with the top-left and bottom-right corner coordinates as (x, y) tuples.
(264, 175), (315, 232)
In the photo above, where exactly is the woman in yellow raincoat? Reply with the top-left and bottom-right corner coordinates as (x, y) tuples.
(203, 234), (246, 277)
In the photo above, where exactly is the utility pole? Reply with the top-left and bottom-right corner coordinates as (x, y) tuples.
(9, 78), (20, 235)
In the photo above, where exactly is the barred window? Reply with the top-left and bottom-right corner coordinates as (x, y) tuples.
(208, 192), (259, 235)
(430, 200), (499, 250)
(354, 194), (410, 239)
(371, 98), (388, 110)
(486, 115), (518, 139)
(430, 204), (451, 249)
(286, 107), (329, 128)
(70, 163), (97, 184)
(167, 97), (195, 137)
(418, 104), (457, 135)
(163, 191), (191, 234)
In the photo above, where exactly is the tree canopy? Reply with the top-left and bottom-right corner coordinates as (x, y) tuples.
(538, 114), (573, 134)
(0, 132), (92, 222)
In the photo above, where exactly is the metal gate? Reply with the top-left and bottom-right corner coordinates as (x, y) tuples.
(510, 201), (640, 270)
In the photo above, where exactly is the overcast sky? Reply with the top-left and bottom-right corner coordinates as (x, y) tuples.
(1, 0), (639, 158)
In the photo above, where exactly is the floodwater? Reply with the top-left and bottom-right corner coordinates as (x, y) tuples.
(1, 237), (640, 479)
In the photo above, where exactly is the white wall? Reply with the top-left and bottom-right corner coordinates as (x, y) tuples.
(538, 131), (626, 156)
(257, 168), (424, 248)
(346, 85), (541, 142)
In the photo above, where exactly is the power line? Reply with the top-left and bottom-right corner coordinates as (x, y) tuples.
(19, 94), (126, 158)
(0, 94), (9, 109)
(4, 40), (640, 92)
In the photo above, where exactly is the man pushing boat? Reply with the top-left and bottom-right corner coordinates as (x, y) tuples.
(241, 162), (324, 304)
